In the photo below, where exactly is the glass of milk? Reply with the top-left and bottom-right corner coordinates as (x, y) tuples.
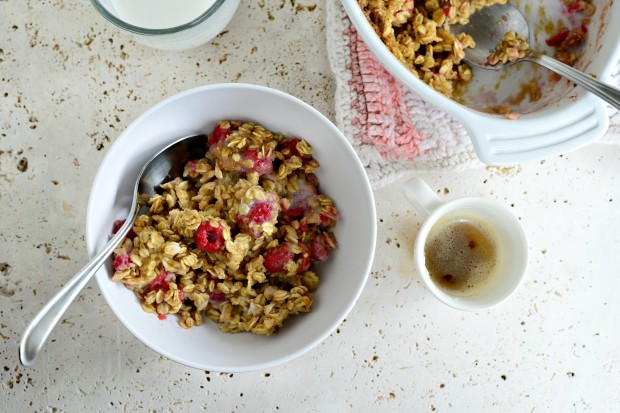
(90, 0), (240, 50)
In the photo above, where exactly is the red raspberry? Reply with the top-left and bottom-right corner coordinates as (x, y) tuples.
(320, 205), (339, 227)
(208, 290), (226, 303)
(208, 123), (235, 147)
(546, 28), (569, 47)
(184, 160), (201, 179)
(281, 177), (317, 218)
(242, 147), (273, 176)
(194, 221), (225, 253)
(150, 271), (171, 291)
(567, 1), (585, 13)
(186, 160), (198, 172)
(295, 219), (310, 237)
(296, 243), (311, 273)
(112, 219), (136, 239)
(311, 234), (331, 262)
(112, 219), (124, 234)
(263, 243), (294, 272)
(112, 252), (132, 271)
(236, 190), (279, 238)
(281, 202), (306, 218)
(280, 138), (302, 157)
(246, 200), (273, 225)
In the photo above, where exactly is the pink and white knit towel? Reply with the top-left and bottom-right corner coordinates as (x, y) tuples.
(326, 0), (620, 189)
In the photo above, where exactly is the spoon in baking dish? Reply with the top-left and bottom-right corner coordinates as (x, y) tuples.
(19, 134), (208, 367)
(452, 3), (620, 110)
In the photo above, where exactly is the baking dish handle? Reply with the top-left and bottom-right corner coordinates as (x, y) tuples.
(463, 93), (609, 165)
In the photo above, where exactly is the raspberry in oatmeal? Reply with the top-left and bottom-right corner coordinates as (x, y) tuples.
(263, 242), (295, 273)
(194, 220), (226, 253)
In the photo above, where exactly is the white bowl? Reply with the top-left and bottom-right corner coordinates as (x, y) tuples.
(86, 83), (377, 372)
(340, 0), (620, 164)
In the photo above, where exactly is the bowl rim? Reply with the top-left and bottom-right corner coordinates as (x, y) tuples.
(85, 82), (377, 372)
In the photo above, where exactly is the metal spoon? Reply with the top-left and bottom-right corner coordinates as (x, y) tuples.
(452, 3), (620, 110)
(19, 133), (208, 367)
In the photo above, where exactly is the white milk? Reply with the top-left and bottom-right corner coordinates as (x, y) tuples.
(110, 0), (217, 29)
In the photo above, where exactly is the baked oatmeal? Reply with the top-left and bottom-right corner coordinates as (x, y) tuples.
(357, 0), (596, 99)
(486, 30), (531, 66)
(357, 0), (508, 98)
(110, 121), (339, 335)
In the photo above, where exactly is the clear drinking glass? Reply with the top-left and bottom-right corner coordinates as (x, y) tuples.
(89, 0), (240, 51)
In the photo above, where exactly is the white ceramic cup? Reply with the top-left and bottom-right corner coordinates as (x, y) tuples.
(403, 178), (528, 311)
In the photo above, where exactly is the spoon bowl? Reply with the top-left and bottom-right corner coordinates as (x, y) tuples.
(19, 133), (208, 367)
(453, 3), (620, 110)
(452, 4), (529, 71)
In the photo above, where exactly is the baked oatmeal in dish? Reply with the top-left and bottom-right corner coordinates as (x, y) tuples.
(357, 0), (596, 99)
(357, 0), (508, 98)
(110, 121), (339, 335)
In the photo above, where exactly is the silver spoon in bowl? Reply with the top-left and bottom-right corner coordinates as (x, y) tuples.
(19, 133), (208, 367)
(452, 3), (620, 110)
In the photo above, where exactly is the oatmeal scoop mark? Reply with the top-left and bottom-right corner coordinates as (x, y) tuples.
(111, 121), (339, 335)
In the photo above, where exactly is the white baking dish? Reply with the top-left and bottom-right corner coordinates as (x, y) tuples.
(340, 0), (620, 165)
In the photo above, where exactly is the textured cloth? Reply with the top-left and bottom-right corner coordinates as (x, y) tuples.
(326, 0), (620, 189)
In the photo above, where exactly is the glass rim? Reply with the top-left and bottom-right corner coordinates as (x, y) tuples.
(89, 0), (227, 35)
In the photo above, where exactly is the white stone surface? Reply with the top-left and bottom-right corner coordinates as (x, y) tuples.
(1, 0), (619, 411)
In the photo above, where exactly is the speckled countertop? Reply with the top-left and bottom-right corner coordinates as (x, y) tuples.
(1, 0), (619, 411)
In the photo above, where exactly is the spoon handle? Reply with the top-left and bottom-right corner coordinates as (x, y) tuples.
(19, 209), (137, 367)
(527, 52), (620, 110)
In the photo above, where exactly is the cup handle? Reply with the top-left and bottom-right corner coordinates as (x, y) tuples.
(403, 178), (443, 219)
